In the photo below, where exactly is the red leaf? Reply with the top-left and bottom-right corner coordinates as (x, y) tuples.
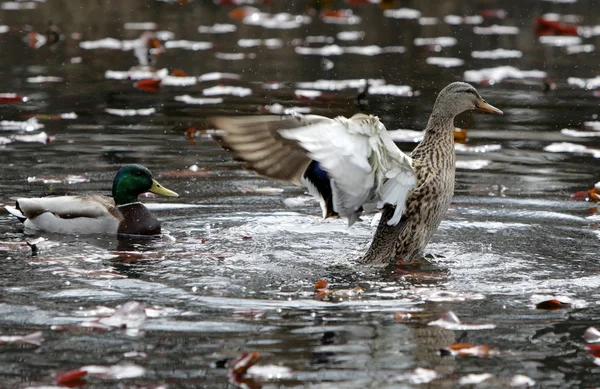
(0, 94), (24, 104)
(585, 344), (600, 358)
(535, 17), (578, 37)
(55, 369), (88, 384)
(134, 78), (162, 93)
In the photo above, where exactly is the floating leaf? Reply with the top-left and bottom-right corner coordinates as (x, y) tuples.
(246, 364), (293, 380)
(426, 57), (464, 68)
(81, 363), (145, 380)
(1, 117), (43, 131)
(230, 352), (260, 375)
(471, 49), (523, 59)
(458, 373), (494, 385)
(0, 93), (26, 103)
(428, 311), (496, 330)
(444, 15), (483, 25)
(0, 331), (44, 346)
(134, 78), (162, 93)
(584, 326), (600, 343)
(175, 95), (223, 105)
(535, 17), (578, 36)
(454, 129), (468, 142)
(536, 299), (570, 310)
(315, 279), (328, 290)
(164, 40), (212, 51)
(530, 294), (585, 309)
(97, 301), (146, 329)
(585, 344), (600, 358)
(55, 369), (87, 385)
(198, 23), (237, 34)
(203, 85), (252, 97)
(509, 374), (536, 387)
(394, 312), (412, 321)
(393, 367), (437, 384)
(441, 343), (499, 357)
(544, 142), (600, 158)
(383, 8), (421, 20)
(473, 25), (519, 35)
(27, 76), (63, 83)
(105, 107), (156, 117)
(414, 37), (457, 47)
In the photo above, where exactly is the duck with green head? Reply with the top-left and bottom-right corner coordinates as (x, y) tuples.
(5, 164), (179, 235)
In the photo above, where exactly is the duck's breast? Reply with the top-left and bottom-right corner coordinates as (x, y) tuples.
(117, 203), (161, 235)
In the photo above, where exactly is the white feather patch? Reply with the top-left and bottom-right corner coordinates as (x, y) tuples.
(281, 114), (416, 226)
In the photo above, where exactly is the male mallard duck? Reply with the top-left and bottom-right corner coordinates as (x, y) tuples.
(211, 82), (502, 264)
(5, 164), (179, 235)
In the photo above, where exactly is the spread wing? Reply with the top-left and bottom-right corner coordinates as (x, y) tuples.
(211, 114), (331, 186)
(212, 113), (417, 226)
(280, 113), (417, 225)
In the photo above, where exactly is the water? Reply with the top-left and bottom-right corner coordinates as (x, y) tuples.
(0, 0), (600, 387)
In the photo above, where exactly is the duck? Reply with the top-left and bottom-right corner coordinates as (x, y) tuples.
(5, 164), (179, 235)
(211, 82), (502, 264)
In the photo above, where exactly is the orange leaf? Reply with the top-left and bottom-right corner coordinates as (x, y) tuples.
(454, 128), (468, 142)
(315, 279), (328, 290)
(536, 299), (569, 310)
(449, 343), (475, 351)
(171, 69), (188, 77)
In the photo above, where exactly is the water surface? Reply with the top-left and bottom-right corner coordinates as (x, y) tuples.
(0, 1), (600, 388)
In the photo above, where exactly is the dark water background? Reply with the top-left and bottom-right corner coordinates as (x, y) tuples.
(0, 0), (599, 388)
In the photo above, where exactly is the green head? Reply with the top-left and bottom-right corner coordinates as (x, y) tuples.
(112, 164), (179, 205)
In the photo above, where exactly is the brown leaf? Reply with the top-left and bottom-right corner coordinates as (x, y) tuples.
(536, 299), (570, 310)
(230, 352), (260, 375)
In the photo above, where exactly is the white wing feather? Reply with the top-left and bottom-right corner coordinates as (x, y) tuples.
(15, 196), (120, 234)
(280, 114), (416, 226)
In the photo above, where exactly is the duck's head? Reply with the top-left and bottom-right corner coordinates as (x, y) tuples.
(112, 164), (179, 206)
(433, 82), (503, 118)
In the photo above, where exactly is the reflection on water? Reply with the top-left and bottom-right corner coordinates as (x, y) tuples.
(0, 0), (600, 388)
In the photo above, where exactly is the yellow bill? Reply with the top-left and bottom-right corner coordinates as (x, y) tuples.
(150, 179), (179, 197)
(476, 100), (503, 115)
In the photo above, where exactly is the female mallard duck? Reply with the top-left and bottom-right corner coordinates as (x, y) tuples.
(5, 164), (179, 235)
(211, 82), (502, 264)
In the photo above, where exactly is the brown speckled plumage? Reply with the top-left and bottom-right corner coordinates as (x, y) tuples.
(363, 82), (502, 264)
(211, 82), (502, 265)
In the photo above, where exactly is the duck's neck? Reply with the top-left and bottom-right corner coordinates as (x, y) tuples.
(113, 183), (140, 206)
(422, 114), (456, 146)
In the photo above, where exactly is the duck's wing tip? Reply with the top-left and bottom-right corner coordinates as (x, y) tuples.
(210, 115), (313, 186)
